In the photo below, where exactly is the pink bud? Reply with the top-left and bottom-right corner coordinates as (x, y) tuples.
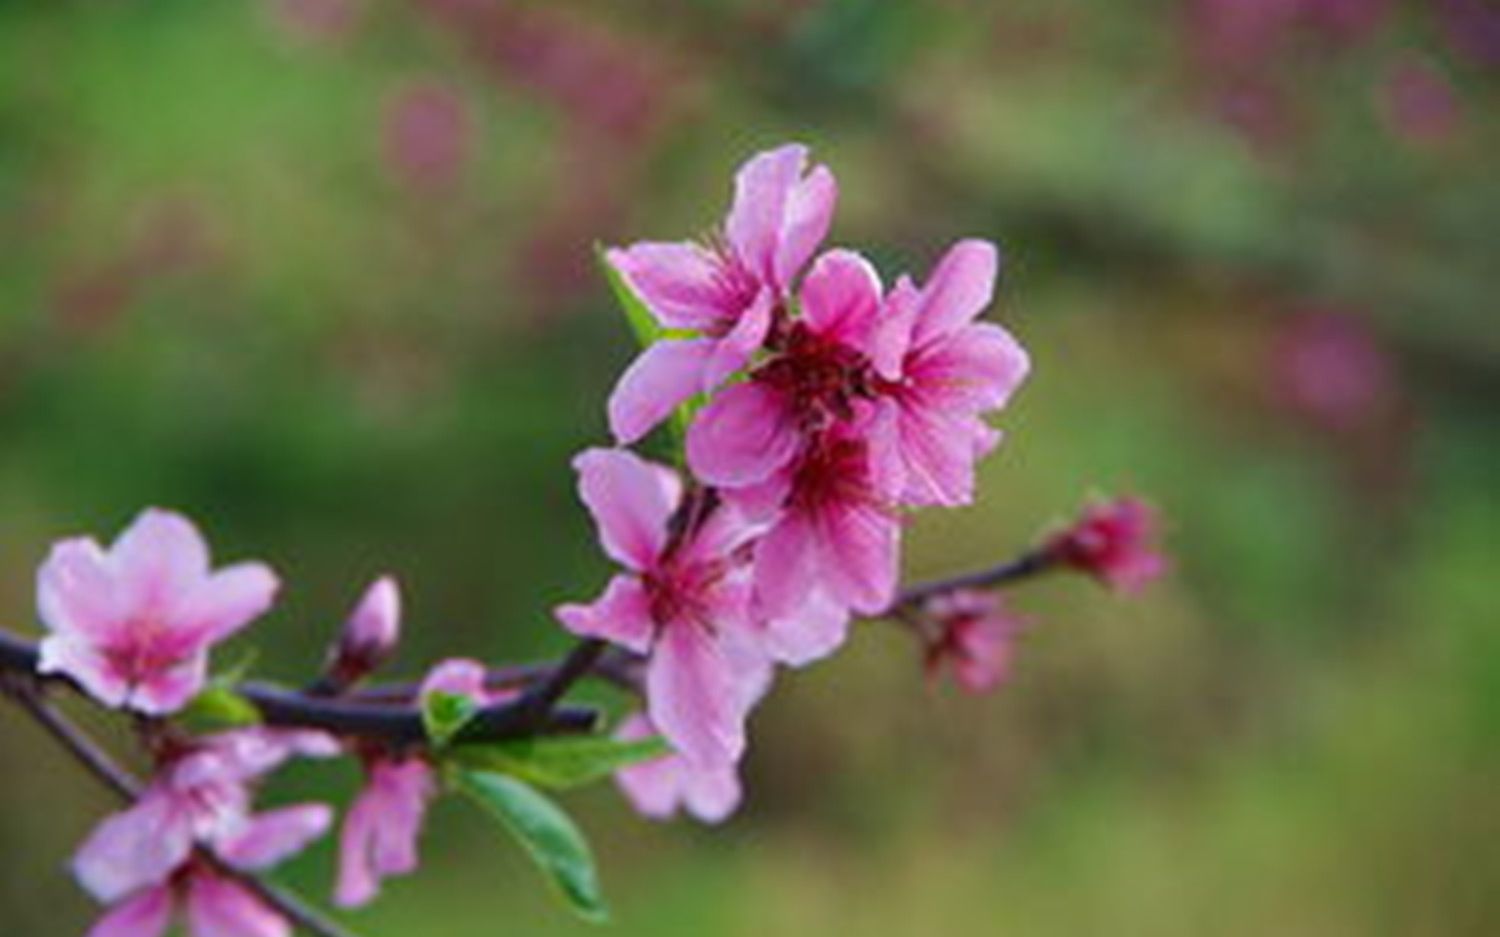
(1049, 497), (1166, 594)
(323, 576), (401, 690)
(922, 590), (1025, 694)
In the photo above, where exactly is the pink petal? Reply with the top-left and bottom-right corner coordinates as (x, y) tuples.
(73, 793), (195, 903)
(702, 289), (774, 389)
(612, 713), (680, 820)
(907, 321), (1030, 412)
(799, 249), (883, 349)
(127, 651), (209, 716)
(606, 242), (740, 332)
(37, 634), (129, 709)
(171, 562), (279, 645)
(817, 502), (900, 615)
(86, 885), (173, 937)
(573, 448), (680, 571)
(216, 804), (333, 872)
(335, 758), (433, 908)
(186, 874), (288, 937)
(888, 401), (988, 507)
(870, 276), (921, 380)
(647, 623), (742, 767)
(751, 512), (819, 621)
(725, 144), (808, 287)
(340, 575), (401, 659)
(555, 574), (656, 655)
(685, 381), (801, 488)
(110, 508), (211, 616)
(773, 164), (837, 289)
(681, 764), (742, 824)
(37, 536), (120, 641)
(758, 589), (850, 667)
(911, 240), (999, 347)
(608, 338), (716, 445)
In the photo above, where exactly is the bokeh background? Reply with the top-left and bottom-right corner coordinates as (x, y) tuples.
(1, 1), (1496, 934)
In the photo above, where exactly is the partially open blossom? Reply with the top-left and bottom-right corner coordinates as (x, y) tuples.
(1049, 497), (1166, 593)
(687, 248), (885, 489)
(922, 590), (1025, 694)
(870, 240), (1029, 506)
(334, 657), (489, 909)
(605, 144), (837, 444)
(37, 508), (279, 715)
(323, 575), (402, 690)
(556, 448), (767, 767)
(74, 728), (337, 904)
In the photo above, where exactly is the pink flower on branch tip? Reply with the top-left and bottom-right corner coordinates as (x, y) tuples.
(922, 590), (1025, 694)
(334, 657), (492, 909)
(555, 448), (768, 767)
(871, 239), (1029, 507)
(37, 508), (279, 715)
(74, 728), (336, 908)
(606, 144), (837, 444)
(1049, 497), (1166, 594)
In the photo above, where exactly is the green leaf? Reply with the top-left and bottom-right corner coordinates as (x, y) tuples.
(450, 734), (671, 790)
(595, 242), (662, 350)
(177, 686), (261, 733)
(454, 769), (609, 923)
(421, 690), (478, 748)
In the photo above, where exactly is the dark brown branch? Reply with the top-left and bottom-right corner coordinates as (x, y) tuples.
(889, 547), (1059, 611)
(0, 629), (598, 746)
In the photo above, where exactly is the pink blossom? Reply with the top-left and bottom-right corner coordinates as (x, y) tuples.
(36, 508), (279, 715)
(334, 657), (489, 908)
(381, 81), (473, 192)
(73, 728), (337, 904)
(1050, 497), (1166, 594)
(686, 249), (885, 489)
(605, 144), (837, 444)
(740, 427), (902, 623)
(555, 448), (767, 767)
(922, 590), (1025, 694)
(1273, 310), (1393, 430)
(870, 240), (1029, 506)
(1378, 56), (1461, 147)
(325, 575), (402, 688)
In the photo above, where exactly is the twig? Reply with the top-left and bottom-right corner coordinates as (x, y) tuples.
(890, 547), (1058, 611)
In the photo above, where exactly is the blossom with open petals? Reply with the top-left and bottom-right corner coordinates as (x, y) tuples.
(37, 508), (279, 715)
(556, 448), (767, 766)
(605, 144), (836, 444)
(870, 240), (1029, 507)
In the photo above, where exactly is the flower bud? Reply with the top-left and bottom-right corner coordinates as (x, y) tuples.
(1048, 497), (1166, 594)
(922, 590), (1023, 694)
(323, 576), (401, 690)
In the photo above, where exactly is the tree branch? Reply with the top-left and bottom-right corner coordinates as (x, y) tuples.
(0, 628), (598, 747)
(889, 547), (1058, 611)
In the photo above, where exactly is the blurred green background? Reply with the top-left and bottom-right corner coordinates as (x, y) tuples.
(1, 1), (1496, 934)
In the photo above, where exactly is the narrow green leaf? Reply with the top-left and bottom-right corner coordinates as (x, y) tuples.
(451, 734), (671, 790)
(595, 242), (662, 350)
(178, 686), (261, 733)
(421, 690), (478, 748)
(454, 769), (609, 923)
